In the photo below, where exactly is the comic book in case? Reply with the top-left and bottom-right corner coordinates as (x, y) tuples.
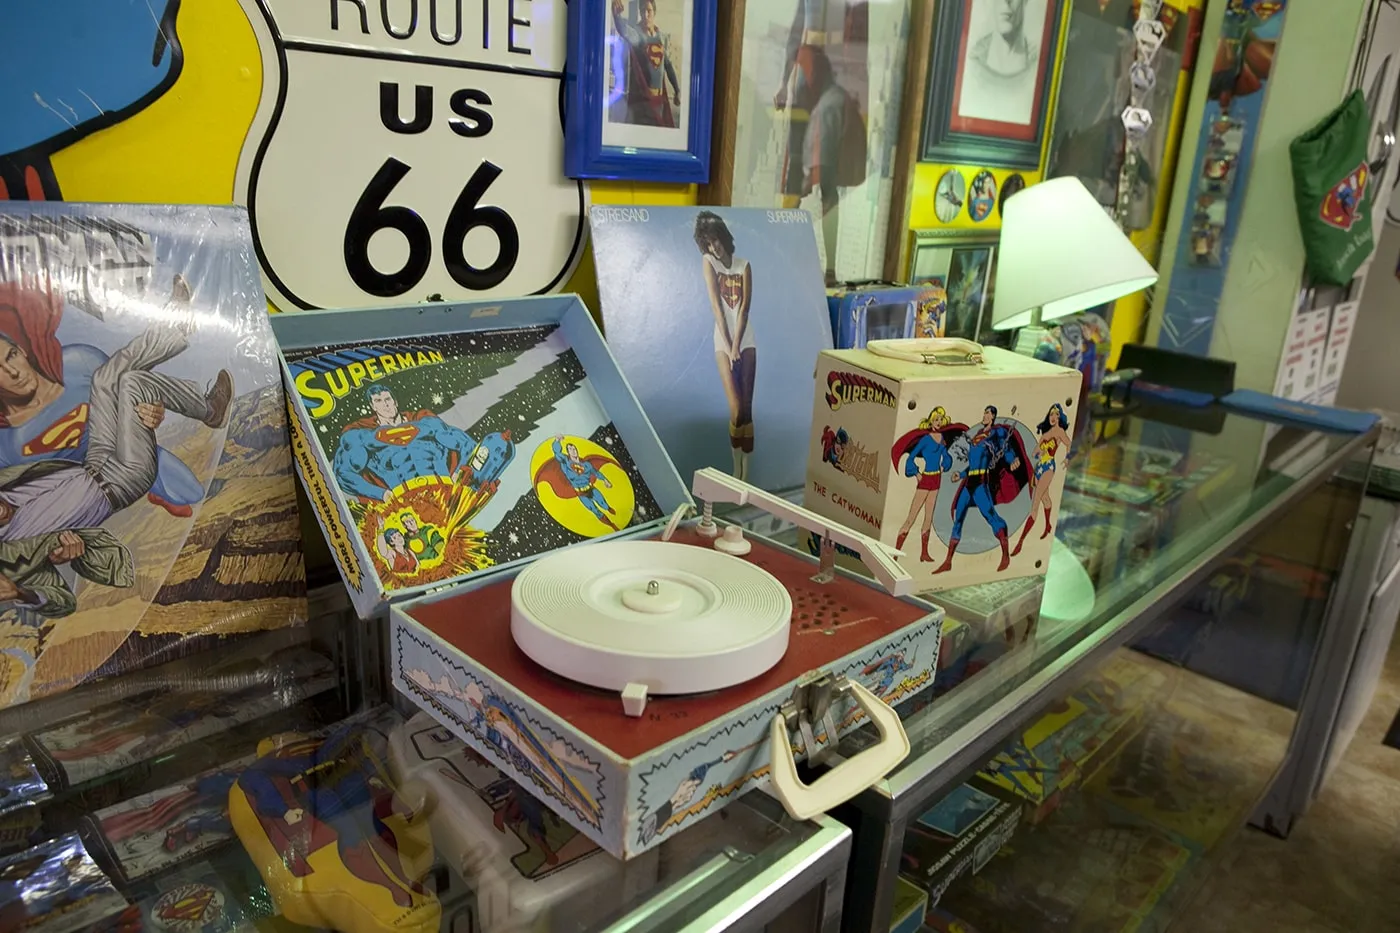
(0, 203), (307, 712)
(272, 295), (946, 859)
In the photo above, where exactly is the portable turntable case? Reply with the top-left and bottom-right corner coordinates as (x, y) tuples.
(806, 339), (1081, 592)
(271, 296), (945, 859)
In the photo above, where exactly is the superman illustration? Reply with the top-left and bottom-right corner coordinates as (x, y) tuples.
(97, 766), (239, 854)
(863, 652), (913, 698)
(0, 1), (182, 201)
(0, 280), (209, 517)
(934, 406), (1032, 575)
(234, 729), (425, 910)
(1320, 165), (1370, 231)
(333, 384), (512, 504)
(533, 436), (619, 531)
(491, 785), (565, 867)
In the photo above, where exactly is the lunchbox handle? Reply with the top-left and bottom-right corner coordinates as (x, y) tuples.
(866, 338), (984, 366)
(767, 679), (910, 820)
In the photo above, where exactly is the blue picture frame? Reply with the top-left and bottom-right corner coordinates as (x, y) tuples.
(565, 0), (717, 183)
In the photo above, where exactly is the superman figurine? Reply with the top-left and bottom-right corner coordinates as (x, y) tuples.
(228, 721), (440, 933)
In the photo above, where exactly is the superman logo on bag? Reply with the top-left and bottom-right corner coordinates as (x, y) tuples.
(1319, 163), (1369, 232)
(235, 0), (587, 311)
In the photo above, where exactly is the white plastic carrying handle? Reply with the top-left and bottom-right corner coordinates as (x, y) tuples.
(865, 337), (984, 366)
(767, 680), (910, 820)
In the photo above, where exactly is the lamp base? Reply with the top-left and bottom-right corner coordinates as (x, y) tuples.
(1012, 325), (1051, 358)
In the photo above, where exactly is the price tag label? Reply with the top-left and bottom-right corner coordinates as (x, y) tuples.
(236, 0), (586, 310)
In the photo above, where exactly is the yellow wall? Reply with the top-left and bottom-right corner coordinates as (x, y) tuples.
(42, 1), (699, 318)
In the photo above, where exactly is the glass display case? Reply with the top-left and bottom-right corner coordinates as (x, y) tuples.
(0, 611), (852, 933)
(1, 403), (1375, 933)
(813, 412), (1379, 933)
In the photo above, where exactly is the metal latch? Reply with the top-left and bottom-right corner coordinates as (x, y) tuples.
(778, 671), (848, 768)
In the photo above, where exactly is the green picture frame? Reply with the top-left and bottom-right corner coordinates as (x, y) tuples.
(920, 0), (1067, 168)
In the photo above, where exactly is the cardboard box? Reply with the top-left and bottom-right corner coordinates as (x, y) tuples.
(806, 345), (1080, 592)
(901, 779), (1022, 908)
(387, 712), (657, 932)
(273, 296), (945, 860)
(978, 654), (1167, 823)
(891, 875), (931, 933)
(829, 284), (948, 349)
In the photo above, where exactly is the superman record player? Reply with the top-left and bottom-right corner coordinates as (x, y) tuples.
(272, 296), (945, 859)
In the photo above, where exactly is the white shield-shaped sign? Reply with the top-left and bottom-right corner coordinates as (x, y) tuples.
(235, 0), (587, 310)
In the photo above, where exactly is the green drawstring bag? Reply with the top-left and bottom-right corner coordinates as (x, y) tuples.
(1289, 89), (1375, 286)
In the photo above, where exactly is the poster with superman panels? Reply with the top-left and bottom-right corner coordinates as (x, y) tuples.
(805, 345), (1081, 593)
(0, 203), (306, 713)
(590, 206), (834, 493)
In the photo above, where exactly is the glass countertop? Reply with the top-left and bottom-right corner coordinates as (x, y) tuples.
(881, 415), (1371, 809)
(732, 411), (1375, 817)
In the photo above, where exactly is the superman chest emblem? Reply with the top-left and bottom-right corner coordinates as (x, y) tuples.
(376, 424), (421, 446)
(719, 274), (743, 307)
(23, 403), (89, 456)
(648, 42), (664, 67)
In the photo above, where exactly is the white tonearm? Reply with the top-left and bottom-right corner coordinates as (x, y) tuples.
(690, 468), (913, 598)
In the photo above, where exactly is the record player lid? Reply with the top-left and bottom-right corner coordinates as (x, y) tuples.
(271, 295), (692, 620)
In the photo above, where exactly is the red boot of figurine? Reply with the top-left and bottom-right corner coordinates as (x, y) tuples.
(996, 530), (1011, 572)
(1011, 514), (1035, 557)
(896, 530), (908, 551)
(920, 532), (934, 562)
(1040, 505), (1053, 539)
(933, 538), (958, 574)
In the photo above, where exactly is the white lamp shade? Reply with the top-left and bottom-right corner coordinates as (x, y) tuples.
(991, 176), (1159, 331)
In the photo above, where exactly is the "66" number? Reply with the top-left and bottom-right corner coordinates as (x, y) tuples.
(343, 156), (521, 297)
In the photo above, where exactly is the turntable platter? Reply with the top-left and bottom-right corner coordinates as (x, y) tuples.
(510, 540), (792, 695)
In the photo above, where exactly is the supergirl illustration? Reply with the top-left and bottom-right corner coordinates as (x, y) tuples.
(892, 402), (1067, 573)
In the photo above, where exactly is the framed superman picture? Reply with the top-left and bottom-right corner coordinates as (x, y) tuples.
(921, 0), (1067, 168)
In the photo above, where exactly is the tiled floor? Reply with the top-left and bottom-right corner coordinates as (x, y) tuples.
(1174, 634), (1400, 932)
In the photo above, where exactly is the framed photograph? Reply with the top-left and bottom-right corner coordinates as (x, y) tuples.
(921, 0), (1067, 168)
(701, 0), (915, 283)
(565, 0), (718, 182)
(909, 232), (998, 340)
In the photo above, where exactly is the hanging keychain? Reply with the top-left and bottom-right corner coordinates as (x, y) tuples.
(1117, 2), (1167, 228)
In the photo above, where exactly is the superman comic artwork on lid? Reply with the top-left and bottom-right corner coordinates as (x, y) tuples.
(282, 325), (663, 595)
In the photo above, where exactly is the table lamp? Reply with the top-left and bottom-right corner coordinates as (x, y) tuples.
(991, 176), (1159, 356)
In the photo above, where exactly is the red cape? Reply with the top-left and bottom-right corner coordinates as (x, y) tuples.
(0, 280), (65, 426)
(533, 452), (619, 500)
(891, 424), (968, 471)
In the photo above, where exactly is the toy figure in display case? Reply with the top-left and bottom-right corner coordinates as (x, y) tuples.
(228, 713), (440, 933)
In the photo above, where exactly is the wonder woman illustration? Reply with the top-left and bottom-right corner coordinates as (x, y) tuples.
(891, 408), (967, 562)
(694, 212), (756, 481)
(1012, 403), (1071, 557)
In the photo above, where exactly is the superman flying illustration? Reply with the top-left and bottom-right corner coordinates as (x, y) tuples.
(0, 280), (207, 517)
(533, 436), (620, 531)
